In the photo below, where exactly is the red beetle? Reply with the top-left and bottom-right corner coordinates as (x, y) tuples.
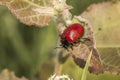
(60, 23), (85, 49)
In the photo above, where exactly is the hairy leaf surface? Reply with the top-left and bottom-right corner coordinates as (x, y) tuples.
(0, 0), (56, 27)
(81, 1), (120, 74)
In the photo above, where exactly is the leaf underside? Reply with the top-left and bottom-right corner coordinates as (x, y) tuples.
(69, 16), (104, 74)
(0, 0), (56, 27)
(81, 1), (120, 74)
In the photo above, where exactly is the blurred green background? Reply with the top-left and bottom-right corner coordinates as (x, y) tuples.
(0, 0), (120, 80)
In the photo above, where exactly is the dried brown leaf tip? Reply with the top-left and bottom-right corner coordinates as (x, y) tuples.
(68, 16), (104, 74)
(0, 69), (28, 80)
(69, 44), (104, 74)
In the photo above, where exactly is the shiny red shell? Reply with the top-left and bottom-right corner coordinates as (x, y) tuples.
(61, 23), (84, 42)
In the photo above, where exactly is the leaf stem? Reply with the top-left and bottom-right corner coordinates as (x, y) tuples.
(54, 48), (69, 75)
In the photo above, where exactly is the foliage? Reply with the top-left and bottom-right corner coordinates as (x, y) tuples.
(0, 0), (120, 80)
(81, 1), (120, 74)
(0, 69), (27, 80)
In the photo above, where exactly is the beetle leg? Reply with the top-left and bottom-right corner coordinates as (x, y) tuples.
(81, 37), (91, 42)
(69, 43), (74, 50)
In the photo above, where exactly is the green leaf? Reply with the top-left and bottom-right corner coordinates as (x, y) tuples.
(81, 50), (92, 80)
(81, 1), (120, 74)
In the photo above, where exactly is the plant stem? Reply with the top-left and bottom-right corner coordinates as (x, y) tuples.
(54, 48), (70, 75)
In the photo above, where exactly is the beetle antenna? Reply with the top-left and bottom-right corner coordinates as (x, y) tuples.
(54, 46), (63, 49)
